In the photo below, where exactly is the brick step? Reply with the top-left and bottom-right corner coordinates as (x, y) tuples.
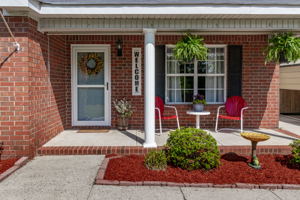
(37, 145), (292, 156)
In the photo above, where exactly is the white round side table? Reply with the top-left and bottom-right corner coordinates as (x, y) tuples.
(186, 110), (211, 129)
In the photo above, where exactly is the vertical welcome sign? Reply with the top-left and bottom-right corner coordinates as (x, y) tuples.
(132, 48), (142, 96)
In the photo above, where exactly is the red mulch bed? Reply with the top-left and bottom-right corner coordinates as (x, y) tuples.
(0, 158), (18, 174)
(104, 154), (300, 184)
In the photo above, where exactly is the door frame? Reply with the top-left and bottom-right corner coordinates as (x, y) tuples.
(71, 44), (111, 126)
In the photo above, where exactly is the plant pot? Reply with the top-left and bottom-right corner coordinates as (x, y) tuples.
(117, 117), (129, 131)
(193, 104), (204, 112)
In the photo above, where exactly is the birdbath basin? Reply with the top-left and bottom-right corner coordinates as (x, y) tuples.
(240, 132), (270, 169)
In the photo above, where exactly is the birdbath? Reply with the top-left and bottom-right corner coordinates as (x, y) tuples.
(240, 132), (270, 169)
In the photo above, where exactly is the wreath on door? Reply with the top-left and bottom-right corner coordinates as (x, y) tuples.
(79, 53), (104, 75)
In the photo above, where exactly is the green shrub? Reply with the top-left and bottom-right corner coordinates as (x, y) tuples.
(166, 127), (220, 170)
(290, 140), (300, 165)
(144, 150), (167, 170)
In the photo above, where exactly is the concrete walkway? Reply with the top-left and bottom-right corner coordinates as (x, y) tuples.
(1, 156), (299, 200)
(280, 114), (300, 136)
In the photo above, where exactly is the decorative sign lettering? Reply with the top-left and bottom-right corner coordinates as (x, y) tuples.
(132, 48), (142, 96)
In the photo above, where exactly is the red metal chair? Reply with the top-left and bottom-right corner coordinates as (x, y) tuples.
(215, 96), (248, 133)
(155, 96), (180, 135)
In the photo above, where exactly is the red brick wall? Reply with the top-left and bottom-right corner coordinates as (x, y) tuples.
(156, 35), (279, 129)
(64, 35), (145, 129)
(63, 34), (279, 130)
(0, 16), (279, 158)
(0, 17), (64, 159)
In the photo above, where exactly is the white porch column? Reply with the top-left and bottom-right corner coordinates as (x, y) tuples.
(143, 28), (157, 148)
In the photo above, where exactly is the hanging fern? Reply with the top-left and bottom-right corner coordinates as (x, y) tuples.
(265, 32), (300, 64)
(173, 33), (208, 62)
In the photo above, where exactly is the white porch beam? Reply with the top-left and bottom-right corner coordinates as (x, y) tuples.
(143, 28), (157, 148)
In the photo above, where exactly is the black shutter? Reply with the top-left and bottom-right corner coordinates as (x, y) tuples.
(155, 45), (166, 101)
(227, 45), (243, 97)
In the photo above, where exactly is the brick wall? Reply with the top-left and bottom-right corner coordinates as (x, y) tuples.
(0, 17), (64, 159)
(156, 35), (279, 129)
(64, 35), (145, 129)
(0, 16), (279, 158)
(63, 34), (279, 130)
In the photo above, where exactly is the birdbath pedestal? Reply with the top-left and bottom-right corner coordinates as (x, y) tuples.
(240, 132), (270, 169)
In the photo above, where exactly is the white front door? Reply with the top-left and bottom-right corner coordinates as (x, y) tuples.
(71, 45), (111, 126)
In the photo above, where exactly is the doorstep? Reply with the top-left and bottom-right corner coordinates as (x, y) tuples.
(37, 145), (292, 156)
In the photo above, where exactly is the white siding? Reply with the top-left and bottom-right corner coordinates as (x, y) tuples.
(280, 66), (300, 90)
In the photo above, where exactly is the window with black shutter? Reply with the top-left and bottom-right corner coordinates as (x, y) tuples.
(155, 45), (166, 101)
(227, 45), (243, 97)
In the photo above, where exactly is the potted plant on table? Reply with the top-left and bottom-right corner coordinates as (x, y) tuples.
(264, 32), (300, 64)
(192, 94), (207, 112)
(113, 98), (133, 130)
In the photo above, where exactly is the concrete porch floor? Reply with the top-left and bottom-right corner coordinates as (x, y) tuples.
(43, 128), (298, 147)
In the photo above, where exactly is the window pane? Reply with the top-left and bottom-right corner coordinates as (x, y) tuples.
(179, 77), (185, 89)
(206, 77), (214, 89)
(185, 77), (194, 89)
(167, 54), (175, 60)
(78, 88), (104, 121)
(77, 52), (105, 85)
(216, 77), (224, 89)
(216, 48), (224, 60)
(178, 63), (185, 73)
(208, 48), (216, 60)
(198, 89), (205, 97)
(216, 90), (224, 102)
(167, 77), (176, 89)
(198, 77), (205, 89)
(206, 90), (214, 102)
(167, 61), (176, 74)
(216, 61), (224, 74)
(185, 90), (194, 102)
(185, 63), (194, 73)
(176, 90), (184, 102)
(198, 61), (206, 74)
(207, 61), (216, 74)
(167, 90), (176, 102)
(167, 47), (173, 54)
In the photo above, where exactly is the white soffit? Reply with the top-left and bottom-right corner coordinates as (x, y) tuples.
(39, 18), (300, 33)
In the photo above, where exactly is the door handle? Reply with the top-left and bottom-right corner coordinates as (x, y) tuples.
(106, 82), (109, 90)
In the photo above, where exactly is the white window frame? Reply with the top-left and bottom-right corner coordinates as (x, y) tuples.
(165, 44), (227, 105)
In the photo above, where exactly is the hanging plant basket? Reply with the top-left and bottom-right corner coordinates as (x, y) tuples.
(173, 33), (208, 63)
(264, 32), (300, 64)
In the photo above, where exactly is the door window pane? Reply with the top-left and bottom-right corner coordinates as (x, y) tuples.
(78, 88), (104, 121)
(77, 52), (105, 85)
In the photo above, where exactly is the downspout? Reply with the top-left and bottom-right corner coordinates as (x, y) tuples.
(0, 10), (21, 52)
